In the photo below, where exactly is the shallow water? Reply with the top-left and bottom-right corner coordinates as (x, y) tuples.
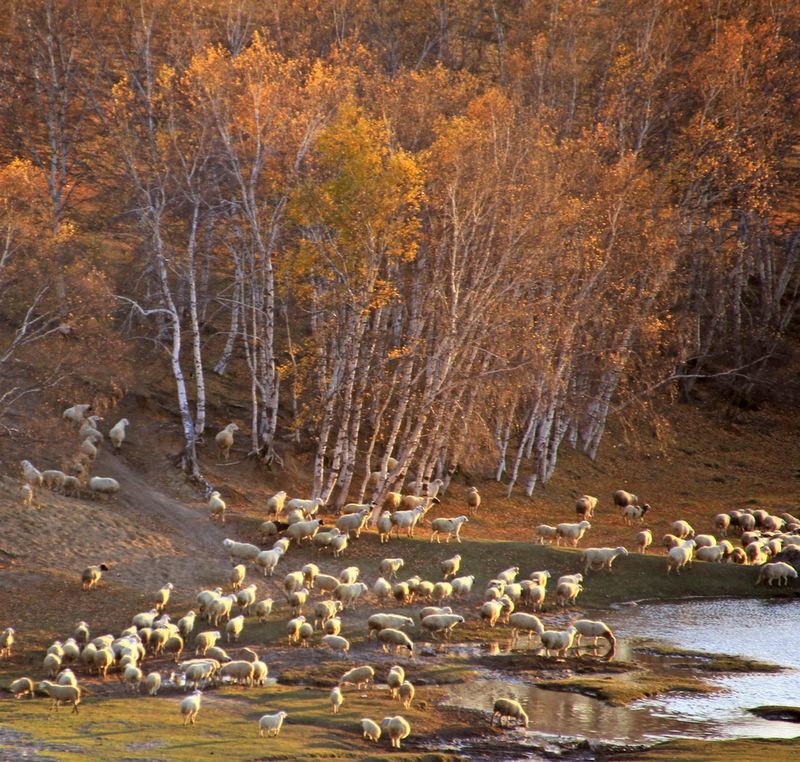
(439, 598), (800, 752)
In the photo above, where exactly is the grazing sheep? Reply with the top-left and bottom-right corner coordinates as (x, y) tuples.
(215, 423), (239, 461)
(508, 612), (545, 647)
(339, 665), (375, 690)
(398, 680), (415, 709)
(63, 404), (92, 425)
(694, 534), (716, 549)
(575, 495), (598, 520)
(335, 510), (369, 539)
(440, 554), (462, 579)
(367, 613), (415, 638)
(466, 486), (481, 514)
(302, 563), (320, 589)
(520, 582), (546, 611)
(321, 634), (351, 657)
(331, 534), (349, 558)
(88, 476), (120, 497)
(338, 566), (361, 584)
(341, 500), (376, 516)
(41, 469), (67, 491)
(180, 690), (203, 725)
(381, 715), (412, 749)
(377, 628), (414, 655)
(314, 600), (343, 629)
(81, 563), (110, 591)
(421, 613), (465, 640)
(258, 711), (288, 737)
(667, 539), (696, 574)
(108, 418), (129, 453)
(226, 615), (245, 643)
(324, 618), (342, 636)
(581, 547), (628, 574)
(144, 671), (162, 696)
(299, 622), (316, 648)
(430, 515), (469, 544)
(62, 476), (81, 496)
(662, 533), (682, 550)
(194, 630), (222, 656)
(330, 685), (344, 713)
(612, 490), (639, 510)
(379, 558), (405, 579)
(637, 530), (653, 554)
(220, 660), (255, 686)
(208, 491), (226, 525)
(555, 521), (591, 547)
(573, 619), (616, 658)
(80, 416), (103, 442)
(80, 438), (98, 461)
(287, 587), (310, 617)
(696, 544), (731, 563)
(540, 626), (578, 657)
(123, 665), (143, 693)
(756, 562), (798, 587)
(37, 681), (81, 713)
(622, 504), (650, 525)
(671, 520), (695, 539)
(286, 616), (306, 645)
(361, 718), (382, 742)
(480, 599), (506, 628)
(492, 698), (529, 728)
(9, 677), (34, 699)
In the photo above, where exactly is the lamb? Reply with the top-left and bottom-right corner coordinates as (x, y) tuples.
(222, 538), (260, 563)
(540, 626), (578, 657)
(622, 504), (650, 525)
(534, 524), (558, 544)
(492, 698), (529, 728)
(390, 506), (426, 537)
(361, 717), (382, 742)
(367, 613), (415, 638)
(555, 582), (582, 608)
(88, 476), (120, 497)
(508, 612), (545, 647)
(755, 561), (798, 587)
(575, 495), (598, 520)
(377, 511), (394, 543)
(339, 665), (375, 690)
(555, 520), (591, 547)
(144, 671), (162, 696)
(63, 403), (92, 425)
(637, 530), (653, 554)
(321, 635), (350, 658)
(714, 513), (731, 538)
(257, 710), (288, 738)
(430, 515), (469, 544)
(573, 619), (616, 658)
(41, 469), (67, 491)
(215, 423), (238, 462)
(381, 715), (412, 749)
(9, 677), (34, 699)
(440, 554), (462, 579)
(581, 546), (628, 574)
(398, 680), (415, 709)
(154, 582), (174, 612)
(20, 460), (43, 488)
(379, 558), (405, 579)
(81, 563), (110, 591)
(466, 486), (481, 514)
(266, 490), (288, 517)
(671, 520), (696, 539)
(666, 539), (696, 574)
(180, 690), (203, 725)
(19, 483), (34, 507)
(286, 519), (322, 545)
(335, 582), (368, 609)
(255, 548), (284, 577)
(108, 418), (129, 453)
(612, 490), (639, 510)
(37, 681), (81, 713)
(286, 496), (325, 516)
(377, 628), (414, 655)
(420, 613), (464, 640)
(208, 491), (226, 524)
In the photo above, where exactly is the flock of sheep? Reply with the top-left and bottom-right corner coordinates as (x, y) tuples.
(3, 406), (800, 754)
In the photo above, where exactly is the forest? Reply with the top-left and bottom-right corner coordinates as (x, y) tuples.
(2, 0), (799, 508)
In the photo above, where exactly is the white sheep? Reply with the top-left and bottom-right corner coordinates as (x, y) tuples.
(80, 438), (98, 461)
(573, 619), (616, 657)
(335, 582), (368, 609)
(9, 677), (34, 699)
(451, 574), (475, 598)
(377, 628), (414, 655)
(555, 521), (591, 547)
(330, 685), (344, 713)
(529, 570), (551, 587)
(20, 460), (43, 488)
(180, 690), (203, 725)
(612, 490), (639, 510)
(63, 403), (92, 425)
(367, 613), (415, 638)
(266, 490), (287, 517)
(555, 582), (582, 608)
(41, 469), (67, 491)
(222, 538), (260, 563)
(377, 511), (394, 543)
(286, 519), (322, 545)
(575, 495), (598, 520)
(144, 671), (162, 696)
(208, 491), (226, 524)
(313, 600), (342, 628)
(229, 565), (247, 591)
(714, 513), (731, 537)
(581, 546), (628, 574)
(19, 483), (35, 507)
(381, 715), (412, 749)
(390, 506), (426, 538)
(123, 664), (143, 693)
(520, 582), (546, 611)
(756, 562), (798, 587)
(37, 681), (81, 713)
(255, 548), (284, 577)
(215, 423), (238, 462)
(331, 534), (349, 558)
(398, 680), (415, 709)
(508, 612), (544, 647)
(387, 665), (405, 698)
(466, 486), (481, 514)
(81, 563), (110, 591)
(379, 558), (405, 579)
(339, 665), (375, 689)
(194, 630), (221, 656)
(154, 582), (174, 612)
(637, 530), (653, 554)
(430, 515), (469, 544)
(440, 554), (461, 579)
(88, 476), (120, 497)
(286, 496), (325, 516)
(534, 524), (558, 544)
(420, 613), (464, 640)
(666, 539), (696, 574)
(109, 418), (129, 453)
(540, 626), (577, 657)
(671, 520), (695, 539)
(360, 718), (381, 742)
(694, 534), (717, 549)
(336, 510), (370, 539)
(338, 566), (361, 584)
(322, 635), (350, 658)
(492, 698), (529, 727)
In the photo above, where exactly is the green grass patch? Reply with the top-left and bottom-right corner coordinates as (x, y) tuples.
(613, 737), (800, 761)
(631, 642), (782, 673)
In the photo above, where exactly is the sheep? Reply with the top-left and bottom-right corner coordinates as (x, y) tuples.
(440, 554), (462, 579)
(336, 510), (369, 539)
(80, 438), (98, 461)
(575, 495), (598, 520)
(581, 546), (628, 574)
(313, 528), (341, 551)
(252, 598), (273, 623)
(180, 690), (203, 725)
(451, 575), (476, 598)
(220, 660), (255, 686)
(573, 619), (616, 658)
(331, 534), (349, 558)
(41, 469), (67, 491)
(377, 628), (414, 655)
(338, 566), (361, 585)
(342, 501), (376, 516)
(258, 521), (280, 542)
(284, 571), (305, 596)
(258, 711), (288, 737)
(540, 626), (578, 657)
(339, 665), (375, 690)
(696, 545), (730, 563)
(286, 616), (306, 645)
(286, 496), (325, 516)
(398, 680), (415, 710)
(508, 612), (545, 647)
(93, 648), (113, 678)
(399, 494), (440, 514)
(466, 486), (481, 514)
(496, 566), (520, 584)
(381, 715), (412, 749)
(61, 639), (80, 662)
(637, 530), (653, 554)
(671, 520), (696, 539)
(144, 671), (162, 696)
(255, 548), (284, 577)
(480, 599), (505, 628)
(738, 513), (757, 532)
(225, 615), (245, 643)
(322, 635), (351, 658)
(63, 403), (92, 425)
(223, 539), (260, 563)
(62, 476), (81, 496)
(287, 587), (310, 617)
(430, 515), (469, 544)
(265, 490), (288, 517)
(367, 613), (415, 638)
(324, 618), (342, 636)
(555, 582), (582, 608)
(194, 630), (221, 656)
(37, 681), (81, 713)
(122, 664), (143, 693)
(19, 483), (35, 507)
(154, 582), (174, 612)
(390, 506), (426, 537)
(521, 582), (546, 611)
(208, 491), (226, 524)
(557, 572), (583, 586)
(667, 539), (696, 575)
(80, 416), (103, 440)
(612, 490), (639, 510)
(421, 613), (464, 640)
(229, 565), (247, 591)
(88, 476), (120, 497)
(9, 677), (34, 699)
(361, 718), (382, 742)
(534, 524), (558, 544)
(746, 541), (771, 566)
(492, 698), (529, 728)
(714, 513), (731, 538)
(215, 423), (238, 462)
(286, 519), (323, 546)
(622, 504), (650, 525)
(335, 582), (368, 609)
(555, 521), (591, 547)
(182, 660), (220, 690)
(108, 418), (129, 453)
(379, 558), (405, 579)
(763, 515), (784, 532)
(81, 563), (110, 591)
(301, 563), (320, 589)
(315, 573), (341, 595)
(662, 533), (682, 550)
(387, 665), (405, 698)
(529, 570), (551, 587)
(756, 562), (798, 587)
(377, 511), (394, 543)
